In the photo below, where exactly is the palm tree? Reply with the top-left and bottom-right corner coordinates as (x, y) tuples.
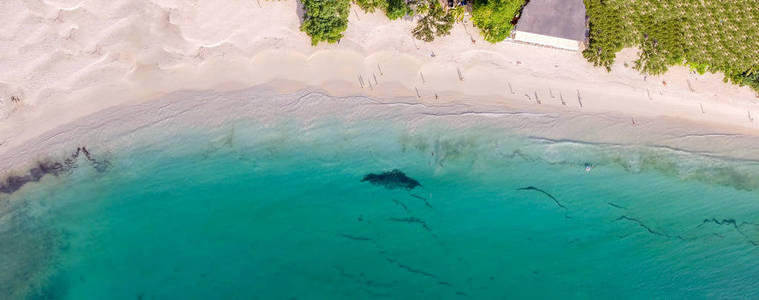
(412, 0), (455, 41)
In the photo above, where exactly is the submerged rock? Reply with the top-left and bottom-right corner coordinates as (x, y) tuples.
(0, 147), (109, 195)
(361, 169), (421, 190)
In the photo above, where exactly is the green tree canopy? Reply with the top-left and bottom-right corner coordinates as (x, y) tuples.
(354, 0), (387, 13)
(583, 0), (759, 94)
(412, 0), (454, 42)
(300, 0), (351, 45)
(582, 0), (630, 70)
(385, 0), (411, 20)
(471, 0), (525, 43)
(354, 0), (411, 20)
(633, 17), (687, 74)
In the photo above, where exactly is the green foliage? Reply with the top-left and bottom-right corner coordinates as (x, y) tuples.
(471, 0), (525, 43)
(414, 1), (429, 15)
(412, 0), (454, 42)
(450, 5), (466, 23)
(633, 17), (686, 75)
(353, 0), (410, 20)
(582, 0), (632, 71)
(689, 62), (708, 75)
(300, 0), (351, 46)
(354, 0), (387, 12)
(385, 0), (411, 19)
(730, 69), (759, 92)
(743, 73), (759, 91)
(583, 0), (759, 93)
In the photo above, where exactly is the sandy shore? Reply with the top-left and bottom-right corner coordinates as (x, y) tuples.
(2, 0), (759, 172)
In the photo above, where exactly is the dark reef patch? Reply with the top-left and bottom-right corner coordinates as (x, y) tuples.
(388, 216), (431, 231)
(698, 218), (741, 230)
(0, 147), (109, 195)
(697, 218), (759, 246)
(517, 186), (571, 218)
(410, 193), (434, 209)
(0, 161), (67, 194)
(517, 186), (565, 209)
(334, 266), (398, 298)
(391, 199), (411, 214)
(615, 215), (685, 240)
(385, 258), (439, 279)
(607, 202), (626, 209)
(385, 258), (453, 288)
(0, 204), (65, 299)
(362, 169), (421, 190)
(339, 234), (373, 241)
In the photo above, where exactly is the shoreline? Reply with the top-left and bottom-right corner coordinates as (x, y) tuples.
(2, 0), (759, 175)
(2, 86), (759, 176)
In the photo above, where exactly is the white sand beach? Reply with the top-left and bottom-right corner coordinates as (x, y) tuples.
(2, 0), (759, 172)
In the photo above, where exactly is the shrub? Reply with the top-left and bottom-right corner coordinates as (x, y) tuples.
(471, 0), (525, 43)
(354, 0), (386, 12)
(300, 0), (351, 45)
(385, 0), (411, 20)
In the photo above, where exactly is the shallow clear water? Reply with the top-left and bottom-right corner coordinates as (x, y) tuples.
(3, 112), (759, 299)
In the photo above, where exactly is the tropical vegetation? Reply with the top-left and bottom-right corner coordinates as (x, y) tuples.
(302, 0), (529, 45)
(470, 0), (525, 43)
(352, 0), (463, 41)
(353, 0), (386, 12)
(583, 0), (759, 92)
(300, 0), (351, 45)
(411, 0), (455, 41)
(353, 0), (411, 19)
(385, 0), (413, 19)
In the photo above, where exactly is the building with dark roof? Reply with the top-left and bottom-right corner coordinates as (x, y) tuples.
(513, 0), (587, 51)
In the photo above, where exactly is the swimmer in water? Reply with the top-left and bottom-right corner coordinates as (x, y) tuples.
(585, 163), (593, 173)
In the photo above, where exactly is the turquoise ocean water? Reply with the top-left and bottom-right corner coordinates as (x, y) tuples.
(3, 98), (759, 299)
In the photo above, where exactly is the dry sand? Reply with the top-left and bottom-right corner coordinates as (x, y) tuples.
(1, 0), (759, 172)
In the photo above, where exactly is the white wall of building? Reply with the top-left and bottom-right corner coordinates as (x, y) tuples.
(513, 31), (582, 51)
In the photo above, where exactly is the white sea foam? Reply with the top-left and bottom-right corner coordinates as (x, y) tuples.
(2, 87), (759, 192)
